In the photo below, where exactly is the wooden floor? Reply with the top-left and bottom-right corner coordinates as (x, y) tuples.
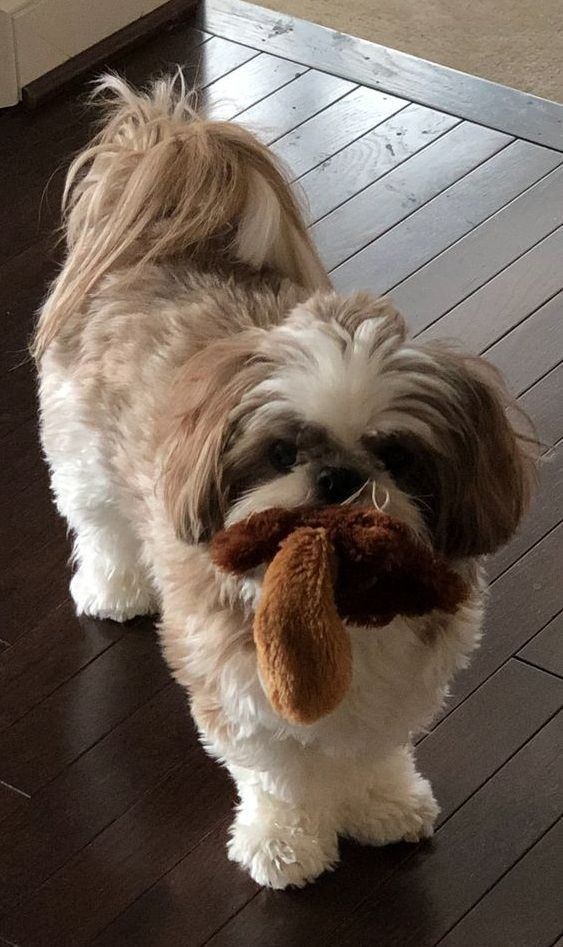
(1, 1), (562, 944)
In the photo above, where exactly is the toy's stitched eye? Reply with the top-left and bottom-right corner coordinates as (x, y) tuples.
(269, 439), (298, 472)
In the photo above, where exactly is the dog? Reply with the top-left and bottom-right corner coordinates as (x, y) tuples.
(34, 75), (536, 889)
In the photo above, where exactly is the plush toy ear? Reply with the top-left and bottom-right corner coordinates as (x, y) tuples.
(253, 527), (352, 725)
(212, 507), (304, 574)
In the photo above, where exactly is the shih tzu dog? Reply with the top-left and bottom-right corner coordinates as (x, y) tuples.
(35, 75), (536, 889)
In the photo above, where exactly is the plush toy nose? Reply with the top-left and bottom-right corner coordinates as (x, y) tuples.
(317, 466), (364, 504)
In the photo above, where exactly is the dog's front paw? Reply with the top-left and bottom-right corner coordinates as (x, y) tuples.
(393, 778), (440, 843)
(70, 566), (156, 622)
(227, 816), (339, 889)
(344, 776), (439, 847)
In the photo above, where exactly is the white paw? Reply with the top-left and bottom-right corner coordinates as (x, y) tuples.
(227, 818), (339, 889)
(345, 777), (439, 847)
(70, 566), (156, 622)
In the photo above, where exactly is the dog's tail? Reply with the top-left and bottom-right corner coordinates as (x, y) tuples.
(32, 73), (330, 360)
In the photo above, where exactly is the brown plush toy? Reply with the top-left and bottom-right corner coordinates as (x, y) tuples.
(212, 507), (468, 726)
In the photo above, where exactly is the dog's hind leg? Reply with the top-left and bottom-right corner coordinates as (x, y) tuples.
(39, 363), (156, 622)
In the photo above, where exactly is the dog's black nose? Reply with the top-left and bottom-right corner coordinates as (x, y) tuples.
(317, 466), (364, 505)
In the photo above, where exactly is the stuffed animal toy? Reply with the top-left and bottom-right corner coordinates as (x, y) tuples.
(212, 507), (468, 726)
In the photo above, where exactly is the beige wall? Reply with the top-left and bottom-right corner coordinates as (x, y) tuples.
(0, 0), (167, 105)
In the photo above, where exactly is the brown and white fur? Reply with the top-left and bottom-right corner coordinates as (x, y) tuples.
(35, 75), (536, 889)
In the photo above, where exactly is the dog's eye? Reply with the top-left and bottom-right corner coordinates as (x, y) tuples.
(367, 434), (414, 478)
(269, 439), (298, 472)
(378, 441), (413, 477)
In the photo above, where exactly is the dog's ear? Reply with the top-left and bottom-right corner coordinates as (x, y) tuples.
(158, 331), (269, 543)
(394, 346), (538, 558)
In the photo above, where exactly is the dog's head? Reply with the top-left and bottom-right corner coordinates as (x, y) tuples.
(159, 292), (536, 560)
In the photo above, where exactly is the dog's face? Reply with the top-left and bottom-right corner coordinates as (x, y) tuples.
(161, 292), (536, 560)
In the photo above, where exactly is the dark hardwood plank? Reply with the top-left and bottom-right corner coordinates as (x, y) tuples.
(488, 441), (563, 582)
(419, 227), (563, 351)
(235, 68), (355, 144)
(92, 819), (256, 947)
(519, 364), (563, 449)
(205, 838), (410, 947)
(0, 239), (58, 435)
(187, 34), (258, 87)
(91, 659), (563, 947)
(485, 291), (563, 396)
(0, 784), (28, 824)
(0, 621), (169, 794)
(334, 714), (562, 947)
(0, 602), (124, 731)
(1, 471), (65, 570)
(1, 417), (46, 492)
(300, 103), (459, 223)
(106, 31), (257, 92)
(518, 611), (563, 679)
(417, 659), (562, 824)
(446, 524), (563, 715)
(314, 121), (511, 270)
(200, 0), (563, 150)
(3, 539), (70, 645)
(271, 84), (407, 178)
(334, 141), (562, 296)
(203, 53), (308, 120)
(0, 759), (233, 945)
(390, 167), (563, 334)
(0, 684), (194, 913)
(440, 818), (563, 947)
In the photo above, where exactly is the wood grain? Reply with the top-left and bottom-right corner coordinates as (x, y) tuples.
(0, 685), (195, 913)
(315, 121), (510, 270)
(235, 69), (355, 144)
(0, 623), (169, 794)
(440, 818), (563, 947)
(3, 539), (70, 645)
(92, 820), (256, 947)
(448, 524), (563, 714)
(335, 714), (562, 947)
(0, 239), (59, 434)
(203, 53), (308, 120)
(334, 141), (562, 296)
(0, 602), (123, 731)
(518, 611), (563, 679)
(390, 167), (563, 334)
(519, 363), (563, 449)
(300, 103), (459, 223)
(416, 659), (562, 824)
(0, 784), (28, 824)
(485, 291), (563, 395)
(271, 84), (407, 178)
(199, 0), (563, 150)
(488, 441), (563, 582)
(0, 759), (233, 945)
(419, 227), (563, 351)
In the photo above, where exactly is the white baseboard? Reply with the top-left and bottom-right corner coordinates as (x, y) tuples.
(0, 0), (167, 105)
